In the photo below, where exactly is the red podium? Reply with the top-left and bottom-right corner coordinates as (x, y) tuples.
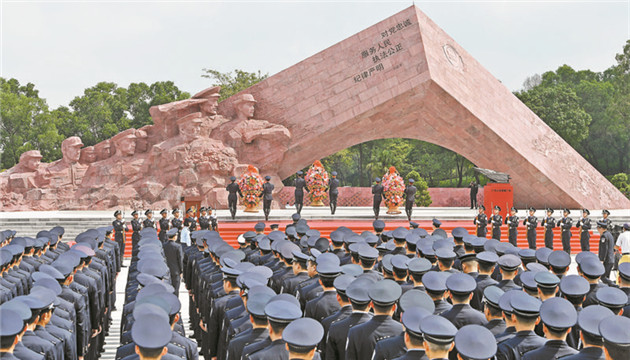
(483, 183), (514, 219)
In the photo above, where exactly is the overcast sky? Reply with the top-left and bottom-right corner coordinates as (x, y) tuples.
(2, 0), (629, 108)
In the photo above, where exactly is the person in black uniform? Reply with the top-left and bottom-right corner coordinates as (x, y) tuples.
(419, 315), (458, 360)
(541, 208), (556, 250)
(403, 179), (417, 221)
(454, 324), (497, 360)
(600, 209), (612, 230)
(345, 280), (403, 359)
(521, 297), (578, 360)
(163, 228), (183, 293)
(226, 176), (242, 220)
(158, 209), (170, 243)
(523, 207), (538, 250)
(293, 171), (308, 215)
(576, 208), (592, 252)
(469, 180), (479, 209)
(372, 178), (384, 220)
(131, 210), (142, 247)
(207, 207), (218, 231)
(198, 207), (210, 230)
(474, 206), (488, 238)
(0, 308), (24, 360)
(143, 210), (155, 229)
(171, 209), (183, 243)
(597, 220), (616, 284)
(490, 206), (503, 241)
(113, 210), (126, 261)
(505, 207), (519, 247)
(329, 171), (340, 215)
(558, 209), (573, 254)
(184, 208), (197, 234)
(260, 176), (274, 221)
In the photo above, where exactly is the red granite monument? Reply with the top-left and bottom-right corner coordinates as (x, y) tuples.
(1, 5), (628, 210)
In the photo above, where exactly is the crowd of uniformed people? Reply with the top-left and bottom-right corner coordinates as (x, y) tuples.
(2, 209), (630, 360)
(0, 225), (121, 360)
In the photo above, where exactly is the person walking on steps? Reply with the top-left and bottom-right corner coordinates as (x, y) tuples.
(226, 176), (242, 220)
(403, 178), (417, 221)
(329, 171), (340, 215)
(260, 175), (274, 221)
(372, 177), (384, 220)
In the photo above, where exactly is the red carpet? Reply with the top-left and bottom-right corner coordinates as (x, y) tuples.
(124, 220), (600, 257)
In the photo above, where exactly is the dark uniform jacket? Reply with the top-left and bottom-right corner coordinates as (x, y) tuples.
(485, 318), (507, 336)
(439, 303), (488, 329)
(372, 333), (406, 360)
(246, 339), (288, 360)
(325, 312), (373, 360)
(164, 240), (184, 276)
(226, 327), (268, 360)
(226, 182), (242, 200)
(599, 230), (615, 264)
(521, 339), (577, 360)
(142, 218), (155, 228)
(559, 347), (606, 360)
(329, 178), (340, 194)
(346, 315), (403, 360)
(496, 330), (546, 360)
(392, 349), (428, 360)
(404, 185), (417, 203)
(261, 182), (274, 201)
(304, 290), (341, 322)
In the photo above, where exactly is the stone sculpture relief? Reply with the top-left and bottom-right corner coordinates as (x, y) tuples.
(0, 86), (292, 210)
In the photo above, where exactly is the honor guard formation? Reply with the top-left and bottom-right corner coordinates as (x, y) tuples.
(1, 208), (630, 360)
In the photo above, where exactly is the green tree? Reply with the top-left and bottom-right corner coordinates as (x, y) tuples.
(516, 84), (591, 148)
(0, 78), (62, 168)
(201, 69), (268, 101)
(611, 173), (630, 199)
(406, 170), (432, 207)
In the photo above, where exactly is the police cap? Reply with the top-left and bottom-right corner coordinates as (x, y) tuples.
(534, 271), (560, 289)
(346, 278), (375, 304)
(595, 287), (628, 310)
(399, 289), (435, 314)
(420, 315), (457, 345)
(401, 307), (432, 337)
(131, 312), (172, 349)
(498, 254), (521, 271)
(599, 315), (630, 348)
(579, 257), (605, 278)
(559, 275), (590, 297)
(455, 325), (497, 360)
(0, 309), (24, 337)
(578, 305), (613, 337)
(446, 273), (477, 295)
(540, 297), (577, 330)
(422, 271), (449, 293)
(265, 300), (302, 323)
(368, 279), (402, 306)
(282, 318), (324, 350)
(510, 292), (541, 318)
(483, 286), (504, 309)
(408, 258), (432, 275)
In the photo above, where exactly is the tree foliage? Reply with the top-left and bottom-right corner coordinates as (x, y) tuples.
(0, 78), (189, 168)
(516, 40), (630, 176)
(201, 68), (268, 101)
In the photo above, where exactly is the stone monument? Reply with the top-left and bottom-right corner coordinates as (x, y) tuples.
(1, 5), (628, 210)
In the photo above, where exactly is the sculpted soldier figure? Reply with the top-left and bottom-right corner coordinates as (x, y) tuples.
(3, 150), (49, 192)
(45, 136), (87, 188)
(212, 93), (291, 175)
